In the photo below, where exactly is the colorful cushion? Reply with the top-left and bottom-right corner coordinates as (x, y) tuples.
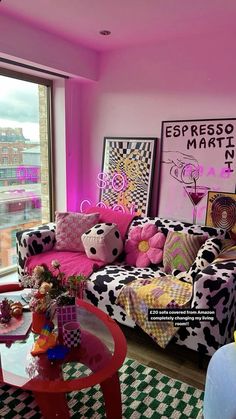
(125, 223), (166, 268)
(81, 223), (123, 263)
(55, 212), (100, 252)
(163, 231), (206, 274)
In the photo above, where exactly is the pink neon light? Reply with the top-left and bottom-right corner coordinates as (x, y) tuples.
(111, 172), (127, 192)
(96, 172), (109, 189)
(80, 199), (92, 213)
(96, 201), (107, 208)
(129, 204), (136, 215)
(96, 171), (128, 191)
(112, 204), (125, 213)
(16, 166), (40, 181)
(184, 165), (232, 179)
(79, 198), (135, 214)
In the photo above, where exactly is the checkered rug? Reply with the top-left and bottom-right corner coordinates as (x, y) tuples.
(0, 358), (204, 418)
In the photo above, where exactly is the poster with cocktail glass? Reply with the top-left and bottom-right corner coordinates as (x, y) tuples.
(100, 137), (157, 216)
(158, 119), (236, 225)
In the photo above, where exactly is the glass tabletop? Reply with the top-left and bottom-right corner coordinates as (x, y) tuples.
(0, 288), (127, 393)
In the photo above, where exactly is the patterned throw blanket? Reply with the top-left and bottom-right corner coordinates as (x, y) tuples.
(116, 276), (193, 348)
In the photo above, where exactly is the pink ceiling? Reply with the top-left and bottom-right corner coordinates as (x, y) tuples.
(1, 0), (236, 51)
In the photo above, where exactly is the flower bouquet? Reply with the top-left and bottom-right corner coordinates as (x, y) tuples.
(21, 260), (67, 333)
(21, 261), (88, 335)
(67, 274), (87, 299)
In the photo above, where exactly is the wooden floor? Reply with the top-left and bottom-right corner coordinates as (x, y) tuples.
(120, 324), (208, 391)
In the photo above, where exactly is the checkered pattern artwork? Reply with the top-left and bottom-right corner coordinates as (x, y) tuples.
(0, 358), (204, 418)
(100, 138), (157, 216)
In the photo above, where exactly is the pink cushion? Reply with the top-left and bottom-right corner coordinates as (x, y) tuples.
(55, 211), (100, 252)
(125, 223), (166, 268)
(82, 223), (123, 263)
(85, 206), (135, 240)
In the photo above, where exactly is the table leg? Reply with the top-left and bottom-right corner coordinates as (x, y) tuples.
(33, 391), (70, 419)
(100, 372), (122, 419)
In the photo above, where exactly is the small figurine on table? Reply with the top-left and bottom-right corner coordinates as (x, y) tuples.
(0, 298), (12, 323)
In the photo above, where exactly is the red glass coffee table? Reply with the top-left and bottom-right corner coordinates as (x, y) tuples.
(0, 284), (127, 419)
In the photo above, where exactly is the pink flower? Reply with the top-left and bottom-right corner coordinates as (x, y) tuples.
(51, 260), (60, 269)
(33, 265), (45, 276)
(125, 224), (166, 268)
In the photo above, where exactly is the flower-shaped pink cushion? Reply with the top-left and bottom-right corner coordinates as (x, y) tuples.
(125, 223), (166, 267)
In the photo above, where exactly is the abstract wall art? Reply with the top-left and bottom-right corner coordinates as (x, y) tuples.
(99, 137), (157, 216)
(205, 191), (236, 234)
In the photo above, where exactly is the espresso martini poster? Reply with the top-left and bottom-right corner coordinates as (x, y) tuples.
(158, 118), (236, 225)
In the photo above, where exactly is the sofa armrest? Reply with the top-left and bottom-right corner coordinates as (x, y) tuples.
(175, 261), (236, 355)
(16, 222), (56, 279)
(193, 261), (236, 306)
(192, 261), (236, 343)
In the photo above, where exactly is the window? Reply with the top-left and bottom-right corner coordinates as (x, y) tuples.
(0, 69), (54, 275)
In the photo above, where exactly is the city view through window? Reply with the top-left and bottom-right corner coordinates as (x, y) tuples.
(0, 73), (52, 274)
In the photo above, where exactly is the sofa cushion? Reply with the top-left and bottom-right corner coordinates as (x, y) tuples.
(163, 231), (206, 274)
(85, 206), (135, 240)
(25, 249), (105, 278)
(55, 211), (100, 252)
(81, 223), (123, 263)
(125, 223), (166, 267)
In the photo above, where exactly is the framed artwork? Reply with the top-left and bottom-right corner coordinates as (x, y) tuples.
(99, 137), (157, 216)
(205, 191), (236, 233)
(158, 118), (236, 224)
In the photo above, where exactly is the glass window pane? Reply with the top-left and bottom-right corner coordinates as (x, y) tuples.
(0, 73), (52, 273)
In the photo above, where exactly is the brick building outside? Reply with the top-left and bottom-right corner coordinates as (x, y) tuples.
(0, 84), (50, 271)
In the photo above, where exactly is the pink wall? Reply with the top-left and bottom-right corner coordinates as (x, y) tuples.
(1, 11), (235, 219)
(65, 78), (83, 211)
(72, 31), (236, 217)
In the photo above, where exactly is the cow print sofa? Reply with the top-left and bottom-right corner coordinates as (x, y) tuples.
(16, 216), (236, 358)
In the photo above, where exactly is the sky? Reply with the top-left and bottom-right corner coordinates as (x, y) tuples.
(0, 75), (40, 141)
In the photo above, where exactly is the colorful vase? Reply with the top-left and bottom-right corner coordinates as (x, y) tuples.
(56, 305), (77, 342)
(31, 312), (47, 334)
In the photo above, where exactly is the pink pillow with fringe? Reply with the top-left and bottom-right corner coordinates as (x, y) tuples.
(55, 211), (100, 252)
(125, 223), (166, 268)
